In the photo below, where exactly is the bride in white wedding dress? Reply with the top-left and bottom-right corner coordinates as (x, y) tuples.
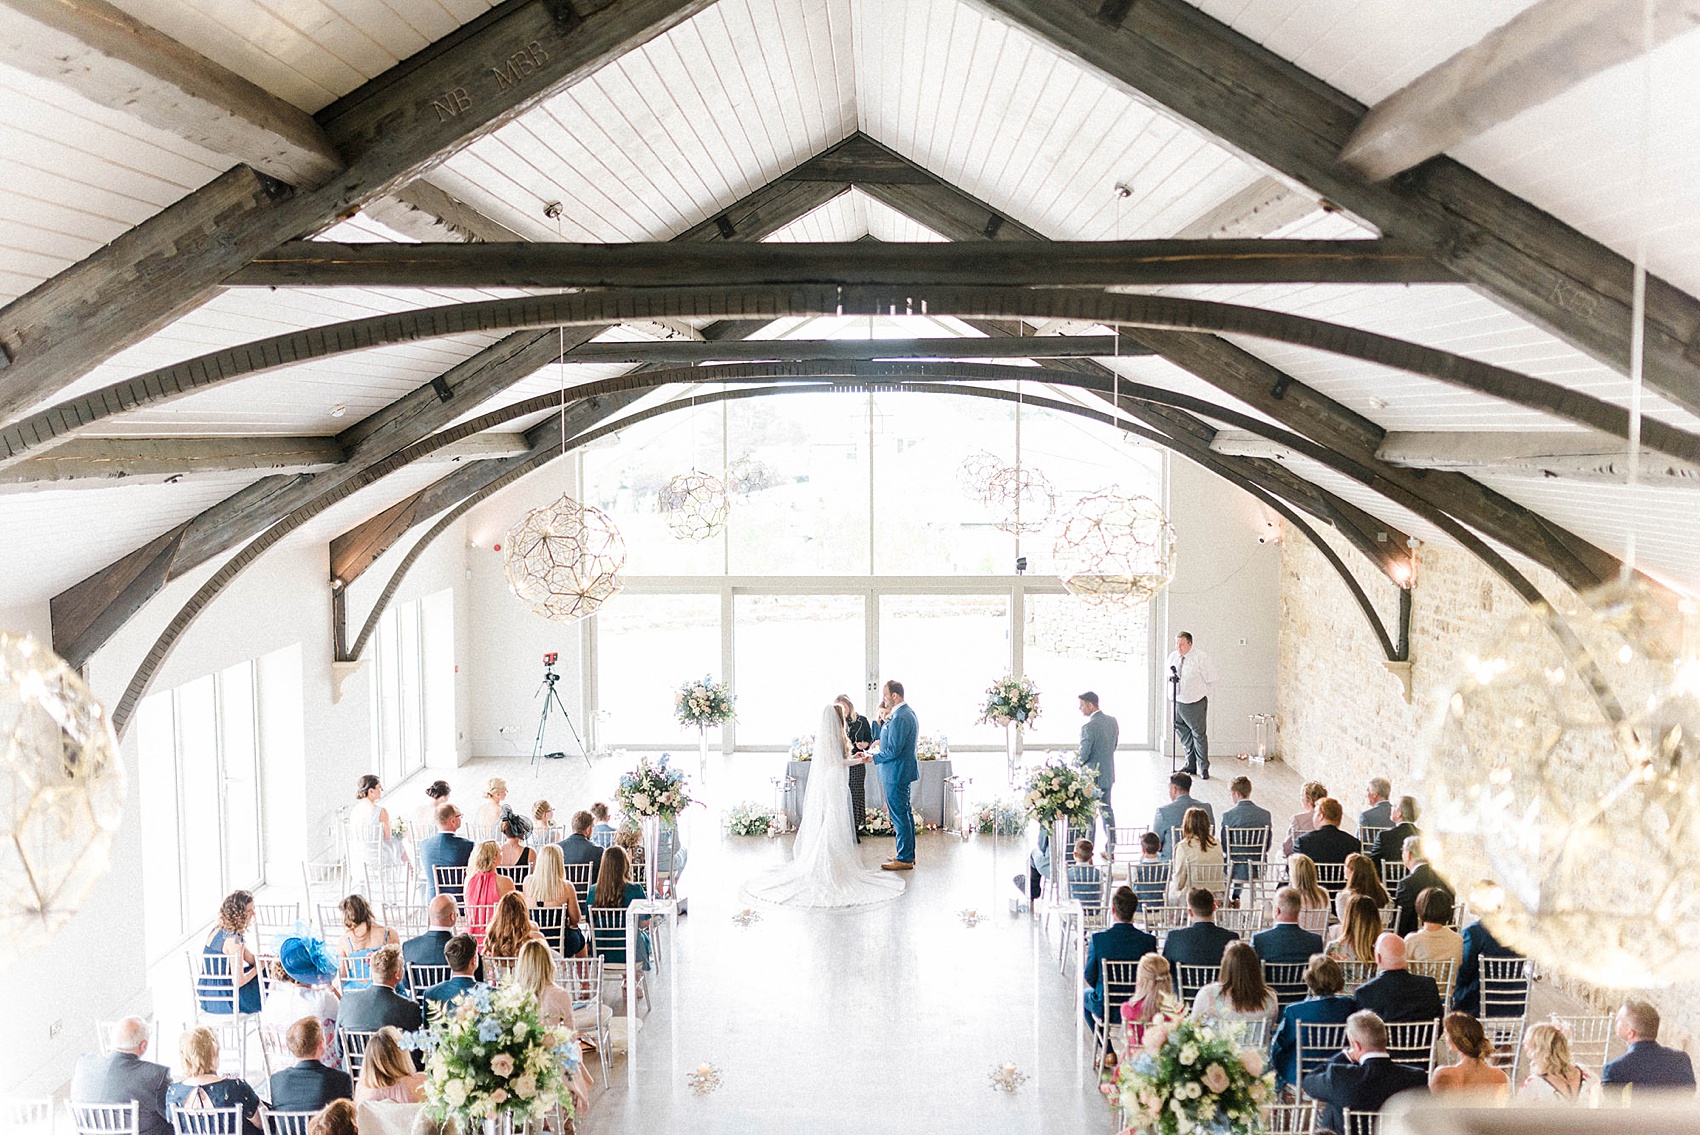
(742, 703), (906, 908)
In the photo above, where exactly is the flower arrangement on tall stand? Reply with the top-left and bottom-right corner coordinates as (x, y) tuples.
(616, 754), (697, 899)
(1021, 753), (1101, 902)
(675, 675), (736, 782)
(406, 982), (581, 1135)
(1112, 1001), (1274, 1135)
(979, 674), (1041, 786)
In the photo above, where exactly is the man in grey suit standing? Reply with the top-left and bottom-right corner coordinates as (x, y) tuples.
(1077, 691), (1119, 849)
(71, 1018), (172, 1135)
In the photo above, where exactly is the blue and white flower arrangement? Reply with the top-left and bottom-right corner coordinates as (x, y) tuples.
(403, 981), (580, 1127)
(616, 752), (696, 824)
(978, 674), (1041, 730)
(1020, 753), (1101, 828)
(675, 675), (736, 728)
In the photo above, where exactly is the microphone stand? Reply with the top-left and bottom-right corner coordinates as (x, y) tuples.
(1168, 665), (1181, 775)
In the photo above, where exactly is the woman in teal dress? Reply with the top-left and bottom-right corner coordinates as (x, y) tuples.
(199, 891), (261, 1015)
(589, 845), (651, 969)
(336, 893), (399, 991)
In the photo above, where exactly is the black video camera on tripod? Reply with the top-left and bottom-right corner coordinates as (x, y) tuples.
(531, 651), (587, 770)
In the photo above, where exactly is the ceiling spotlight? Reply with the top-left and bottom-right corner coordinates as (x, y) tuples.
(1112, 183), (1133, 199)
(329, 403), (347, 418)
(543, 201), (564, 219)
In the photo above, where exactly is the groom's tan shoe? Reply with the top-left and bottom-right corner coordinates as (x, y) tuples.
(881, 860), (915, 871)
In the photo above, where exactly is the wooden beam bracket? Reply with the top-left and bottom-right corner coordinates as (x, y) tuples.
(431, 374), (455, 402)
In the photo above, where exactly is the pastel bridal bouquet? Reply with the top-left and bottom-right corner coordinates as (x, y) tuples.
(616, 753), (696, 824)
(1020, 753), (1101, 828)
(1113, 1001), (1274, 1135)
(675, 675), (736, 728)
(978, 674), (1041, 730)
(405, 982), (580, 1128)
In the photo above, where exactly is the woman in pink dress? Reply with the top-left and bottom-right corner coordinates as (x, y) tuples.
(464, 840), (515, 944)
(352, 1028), (426, 1104)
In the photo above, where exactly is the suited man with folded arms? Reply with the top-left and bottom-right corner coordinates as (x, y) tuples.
(1301, 1010), (1428, 1135)
(70, 1017), (172, 1135)
(1602, 999), (1696, 1091)
(1351, 934), (1444, 1024)
(1076, 691), (1119, 848)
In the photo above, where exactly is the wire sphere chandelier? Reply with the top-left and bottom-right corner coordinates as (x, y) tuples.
(1419, 577), (1700, 987)
(958, 450), (1003, 498)
(726, 455), (776, 497)
(658, 469), (731, 541)
(1052, 491), (1176, 607)
(1, 633), (125, 959)
(985, 465), (1057, 535)
(502, 494), (626, 622)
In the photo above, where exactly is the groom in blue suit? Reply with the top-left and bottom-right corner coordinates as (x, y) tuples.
(869, 679), (920, 870)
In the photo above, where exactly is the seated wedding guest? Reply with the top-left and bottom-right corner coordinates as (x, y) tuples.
(353, 1028), (426, 1104)
(590, 802), (617, 845)
(1370, 797), (1420, 866)
(1520, 1021), (1593, 1103)
(464, 840), (516, 943)
(263, 937), (343, 1066)
(1269, 955), (1357, 1091)
(1602, 998), (1696, 1090)
(1131, 832), (1167, 910)
(589, 845), (650, 969)
(1282, 781), (1328, 858)
(1068, 838), (1103, 903)
(199, 890), (262, 1014)
(1393, 837), (1443, 937)
(529, 800), (557, 848)
(337, 894), (399, 990)
(1301, 1010), (1429, 1135)
(1326, 894), (1383, 963)
(497, 812), (535, 868)
(1220, 776), (1272, 900)
(1252, 887), (1326, 964)
(1295, 798), (1361, 880)
(512, 941), (594, 1110)
(402, 896), (459, 973)
(1353, 934), (1444, 1024)
(1083, 885), (1157, 1027)
(1120, 955), (1174, 1049)
(166, 1027), (263, 1129)
(1334, 853), (1391, 923)
(1287, 855), (1331, 923)
(422, 935), (483, 1007)
(472, 776), (511, 835)
(270, 1017), (354, 1112)
(1165, 808), (1225, 906)
(613, 823), (642, 857)
(414, 780), (452, 833)
(420, 803), (474, 900)
(1192, 941), (1280, 1029)
(1359, 778), (1394, 836)
(483, 892), (547, 960)
(71, 1017), (172, 1135)
(1429, 1012), (1508, 1098)
(1451, 906), (1524, 1017)
(1016, 818), (1086, 902)
(337, 946), (421, 1034)
(1152, 773), (1213, 856)
(1403, 888), (1463, 969)
(1162, 887), (1239, 970)
(557, 811), (604, 885)
(308, 1100), (357, 1135)
(524, 844), (587, 957)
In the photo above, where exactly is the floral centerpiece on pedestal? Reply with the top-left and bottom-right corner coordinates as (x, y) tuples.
(977, 674), (1041, 730)
(616, 753), (696, 824)
(1113, 1002), (1274, 1135)
(973, 798), (1027, 836)
(1021, 753), (1101, 828)
(916, 735), (948, 761)
(789, 735), (814, 762)
(675, 676), (736, 728)
(724, 801), (779, 837)
(406, 982), (580, 1130)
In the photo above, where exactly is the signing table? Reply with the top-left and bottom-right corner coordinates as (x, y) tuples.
(783, 759), (958, 830)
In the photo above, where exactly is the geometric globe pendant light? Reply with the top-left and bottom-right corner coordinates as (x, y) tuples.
(658, 469), (730, 540)
(1052, 491), (1176, 607)
(502, 494), (626, 623)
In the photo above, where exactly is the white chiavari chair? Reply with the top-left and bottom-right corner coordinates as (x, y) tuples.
(1406, 959), (1456, 1003)
(341, 952), (373, 991)
(1188, 861), (1230, 904)
(95, 1017), (158, 1055)
(185, 952), (261, 1077)
(1224, 824), (1271, 903)
(432, 866), (469, 908)
(1337, 960), (1377, 994)
(531, 904), (571, 955)
(315, 903), (345, 941)
(1262, 962), (1309, 1008)
(364, 862), (414, 907)
(1216, 907), (1269, 936)
(1262, 1102), (1316, 1133)
(1297, 906), (1330, 936)
(1357, 824), (1388, 847)
(1380, 860), (1409, 891)
(169, 1108), (242, 1135)
(1385, 1019), (1441, 1073)
(9, 1100), (52, 1135)
(494, 864), (532, 887)
(1295, 1022), (1350, 1099)
(1130, 861), (1170, 913)
(1175, 963), (1217, 1004)
(258, 1025), (292, 1082)
(260, 1114), (315, 1135)
(251, 903), (300, 948)
(563, 863), (592, 907)
(588, 907), (647, 1012)
(338, 1028), (378, 1079)
(66, 1103), (137, 1135)
(1110, 826), (1151, 873)
(1342, 1109), (1380, 1135)
(1480, 957), (1533, 1019)
(1377, 905), (1398, 930)
(483, 955), (520, 983)
(555, 955), (611, 1082)
(1482, 1017), (1527, 1080)
(407, 963), (452, 999)
(381, 901), (429, 940)
(1550, 1014), (1617, 1071)
(301, 859), (347, 911)
(1135, 904), (1190, 941)
(1314, 862), (1348, 894)
(589, 829), (615, 849)
(1217, 1018), (1268, 1051)
(1091, 959), (1141, 1076)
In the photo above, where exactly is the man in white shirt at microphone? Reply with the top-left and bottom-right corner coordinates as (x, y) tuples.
(1165, 631), (1218, 779)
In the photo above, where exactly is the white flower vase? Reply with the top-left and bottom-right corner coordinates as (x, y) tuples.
(1004, 724), (1019, 787)
(481, 1115), (516, 1135)
(1050, 814), (1069, 903)
(639, 813), (661, 899)
(697, 724), (710, 783)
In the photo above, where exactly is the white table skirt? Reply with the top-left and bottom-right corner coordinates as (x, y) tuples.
(784, 759), (956, 829)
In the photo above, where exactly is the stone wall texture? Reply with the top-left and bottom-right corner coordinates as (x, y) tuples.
(1276, 526), (1700, 1052)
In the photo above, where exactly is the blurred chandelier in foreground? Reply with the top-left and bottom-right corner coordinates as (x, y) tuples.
(1, 634), (125, 959)
(1052, 491), (1175, 606)
(503, 495), (626, 622)
(658, 469), (730, 540)
(1420, 577), (1700, 987)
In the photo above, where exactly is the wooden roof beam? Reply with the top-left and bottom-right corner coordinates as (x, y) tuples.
(1340, 0), (1700, 181)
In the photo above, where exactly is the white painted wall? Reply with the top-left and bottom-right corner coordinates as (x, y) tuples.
(1162, 456), (1283, 757)
(0, 600), (51, 640)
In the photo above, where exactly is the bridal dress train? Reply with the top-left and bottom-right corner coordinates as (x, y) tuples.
(742, 704), (906, 909)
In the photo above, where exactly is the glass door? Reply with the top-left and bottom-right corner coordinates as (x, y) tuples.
(732, 593), (865, 747)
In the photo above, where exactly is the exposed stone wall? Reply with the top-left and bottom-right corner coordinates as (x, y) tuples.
(1277, 526), (1700, 1052)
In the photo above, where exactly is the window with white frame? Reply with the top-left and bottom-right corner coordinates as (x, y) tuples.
(371, 588), (456, 781)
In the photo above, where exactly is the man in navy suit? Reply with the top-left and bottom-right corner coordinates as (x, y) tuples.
(1352, 934), (1444, 1024)
(1077, 692), (1120, 846)
(1252, 887), (1326, 964)
(70, 1018), (172, 1135)
(1602, 999), (1696, 1091)
(1219, 776), (1272, 899)
(1358, 778), (1394, 836)
(403, 895), (458, 972)
(1270, 955), (1358, 1090)
(1152, 773), (1213, 857)
(1451, 915), (1524, 1017)
(1392, 837), (1443, 936)
(419, 803), (474, 898)
(1295, 798), (1361, 884)
(268, 1017), (354, 1112)
(1301, 1010), (1428, 1134)
(869, 678), (921, 870)
(1083, 886), (1157, 1026)
(556, 810), (604, 884)
(337, 946), (422, 1033)
(423, 935), (485, 1009)
(1162, 887), (1239, 969)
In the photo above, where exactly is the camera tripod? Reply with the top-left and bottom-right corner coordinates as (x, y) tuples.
(532, 665), (590, 773)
